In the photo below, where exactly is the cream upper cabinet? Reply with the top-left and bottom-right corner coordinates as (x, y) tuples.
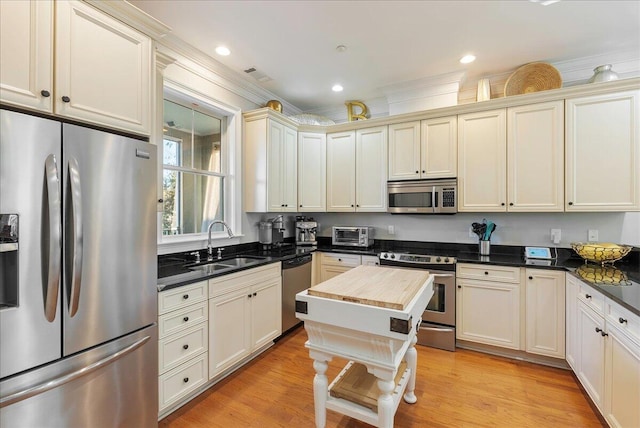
(388, 121), (421, 180)
(298, 132), (326, 212)
(327, 126), (387, 212)
(244, 112), (298, 212)
(525, 269), (565, 358)
(388, 118), (456, 180)
(458, 109), (507, 212)
(326, 131), (356, 212)
(566, 90), (640, 211)
(355, 126), (388, 211)
(0, 0), (53, 112)
(507, 101), (564, 212)
(421, 116), (457, 179)
(1, 1), (152, 135)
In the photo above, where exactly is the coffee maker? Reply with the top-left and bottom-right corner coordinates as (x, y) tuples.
(295, 216), (317, 246)
(258, 215), (286, 249)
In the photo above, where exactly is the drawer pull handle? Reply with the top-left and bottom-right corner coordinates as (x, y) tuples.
(183, 294), (189, 300)
(183, 377), (189, 383)
(183, 344), (189, 350)
(183, 317), (189, 322)
(248, 294), (252, 298)
(585, 294), (591, 299)
(595, 327), (607, 337)
(619, 317), (628, 324)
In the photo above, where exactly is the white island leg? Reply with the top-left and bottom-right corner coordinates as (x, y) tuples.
(403, 335), (418, 404)
(376, 379), (396, 428)
(312, 359), (329, 428)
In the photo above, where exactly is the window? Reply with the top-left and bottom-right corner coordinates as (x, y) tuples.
(162, 99), (225, 236)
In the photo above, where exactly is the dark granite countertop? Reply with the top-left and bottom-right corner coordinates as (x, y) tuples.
(157, 239), (640, 316)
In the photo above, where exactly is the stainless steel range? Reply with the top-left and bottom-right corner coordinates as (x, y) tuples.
(379, 251), (456, 351)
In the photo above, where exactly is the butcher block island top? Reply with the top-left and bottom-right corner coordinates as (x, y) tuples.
(296, 266), (434, 428)
(307, 266), (430, 310)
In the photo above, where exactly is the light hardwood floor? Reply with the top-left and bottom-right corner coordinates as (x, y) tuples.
(160, 326), (604, 428)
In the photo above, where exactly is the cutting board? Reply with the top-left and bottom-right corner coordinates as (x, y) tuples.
(307, 266), (430, 310)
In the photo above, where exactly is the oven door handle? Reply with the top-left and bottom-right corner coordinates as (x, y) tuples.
(420, 326), (455, 333)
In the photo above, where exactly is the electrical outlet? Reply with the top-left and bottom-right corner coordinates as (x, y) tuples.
(588, 229), (599, 242)
(550, 229), (561, 244)
(388, 225), (395, 235)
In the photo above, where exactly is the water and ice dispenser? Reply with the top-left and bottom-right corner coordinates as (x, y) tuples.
(0, 214), (18, 309)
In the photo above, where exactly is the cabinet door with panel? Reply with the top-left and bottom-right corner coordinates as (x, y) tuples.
(525, 269), (565, 358)
(298, 132), (326, 212)
(421, 116), (457, 179)
(576, 299), (606, 411)
(566, 90), (640, 211)
(604, 323), (640, 428)
(250, 278), (282, 350)
(457, 109), (507, 212)
(507, 101), (564, 212)
(327, 131), (356, 212)
(55, 0), (151, 135)
(355, 126), (388, 211)
(388, 121), (421, 180)
(0, 0), (53, 112)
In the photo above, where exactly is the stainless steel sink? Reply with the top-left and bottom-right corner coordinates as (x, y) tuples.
(187, 255), (267, 275)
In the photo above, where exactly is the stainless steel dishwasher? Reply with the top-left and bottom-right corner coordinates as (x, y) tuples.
(281, 254), (312, 334)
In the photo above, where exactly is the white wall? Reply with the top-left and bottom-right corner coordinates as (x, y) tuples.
(307, 212), (640, 248)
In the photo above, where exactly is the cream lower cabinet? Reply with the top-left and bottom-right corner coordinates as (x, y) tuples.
(566, 90), (640, 211)
(361, 255), (380, 266)
(318, 252), (362, 282)
(158, 281), (209, 414)
(208, 263), (282, 378)
(327, 126), (387, 212)
(525, 269), (565, 358)
(298, 132), (326, 212)
(567, 273), (640, 426)
(0, 0), (152, 135)
(456, 264), (521, 349)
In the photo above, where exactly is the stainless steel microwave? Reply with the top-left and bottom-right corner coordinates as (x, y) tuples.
(332, 226), (374, 247)
(387, 179), (457, 214)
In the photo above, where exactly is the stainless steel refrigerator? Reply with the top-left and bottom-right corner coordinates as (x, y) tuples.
(0, 109), (158, 427)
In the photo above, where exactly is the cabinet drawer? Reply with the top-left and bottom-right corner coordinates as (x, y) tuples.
(159, 353), (208, 411)
(320, 252), (361, 267)
(209, 262), (281, 298)
(606, 299), (640, 345)
(159, 322), (208, 374)
(577, 283), (605, 315)
(158, 281), (208, 315)
(456, 263), (520, 283)
(158, 301), (208, 339)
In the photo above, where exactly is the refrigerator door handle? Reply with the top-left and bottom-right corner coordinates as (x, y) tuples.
(67, 157), (83, 317)
(44, 155), (62, 322)
(0, 335), (151, 408)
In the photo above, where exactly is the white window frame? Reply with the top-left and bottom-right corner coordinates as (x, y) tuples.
(158, 82), (242, 254)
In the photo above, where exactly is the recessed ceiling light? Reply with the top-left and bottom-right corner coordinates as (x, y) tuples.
(336, 45), (347, 53)
(215, 46), (231, 56)
(460, 54), (476, 64)
(332, 84), (344, 92)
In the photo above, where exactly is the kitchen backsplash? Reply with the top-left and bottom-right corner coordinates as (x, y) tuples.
(243, 211), (639, 248)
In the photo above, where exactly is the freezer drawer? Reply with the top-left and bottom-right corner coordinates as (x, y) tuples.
(0, 325), (158, 428)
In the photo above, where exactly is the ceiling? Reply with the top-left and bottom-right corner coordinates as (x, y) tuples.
(131, 0), (640, 114)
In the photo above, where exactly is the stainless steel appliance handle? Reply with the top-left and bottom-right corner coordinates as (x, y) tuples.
(44, 155), (62, 322)
(0, 336), (150, 408)
(67, 158), (83, 317)
(420, 327), (455, 333)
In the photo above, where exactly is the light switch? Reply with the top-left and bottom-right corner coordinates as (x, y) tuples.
(388, 225), (395, 235)
(550, 229), (561, 244)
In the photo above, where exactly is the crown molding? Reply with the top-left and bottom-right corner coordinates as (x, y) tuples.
(303, 97), (390, 124)
(83, 0), (171, 39)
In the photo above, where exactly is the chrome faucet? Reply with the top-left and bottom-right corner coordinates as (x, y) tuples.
(207, 220), (234, 261)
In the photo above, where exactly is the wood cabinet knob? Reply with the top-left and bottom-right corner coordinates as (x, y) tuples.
(41, 90), (51, 97)
(61, 96), (70, 103)
(183, 344), (189, 350)
(509, 203), (514, 206)
(415, 170), (419, 173)
(528, 276), (533, 280)
(501, 202), (505, 206)
(568, 202), (573, 206)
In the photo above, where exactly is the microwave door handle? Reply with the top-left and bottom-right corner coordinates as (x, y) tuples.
(67, 158), (83, 317)
(44, 155), (61, 322)
(432, 186), (437, 213)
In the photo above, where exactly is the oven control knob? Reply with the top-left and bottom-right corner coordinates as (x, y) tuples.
(436, 257), (441, 262)
(390, 254), (396, 259)
(382, 253), (388, 258)
(444, 258), (450, 263)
